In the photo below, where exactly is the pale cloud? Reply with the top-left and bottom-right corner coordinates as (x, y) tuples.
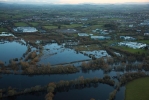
(59, 0), (149, 4)
(0, 0), (149, 4)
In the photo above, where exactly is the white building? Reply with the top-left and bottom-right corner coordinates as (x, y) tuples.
(78, 33), (89, 36)
(129, 24), (133, 28)
(144, 33), (149, 36)
(0, 32), (15, 37)
(14, 27), (38, 33)
(91, 36), (111, 40)
(120, 36), (136, 40)
(118, 41), (146, 49)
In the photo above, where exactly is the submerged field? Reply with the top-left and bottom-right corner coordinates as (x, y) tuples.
(125, 77), (149, 100)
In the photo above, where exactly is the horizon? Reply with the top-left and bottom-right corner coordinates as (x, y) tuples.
(0, 0), (149, 5)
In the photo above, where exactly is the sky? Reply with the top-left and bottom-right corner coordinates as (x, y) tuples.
(0, 0), (149, 4)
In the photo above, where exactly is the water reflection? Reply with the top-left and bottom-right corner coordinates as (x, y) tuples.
(0, 40), (27, 65)
(39, 43), (91, 65)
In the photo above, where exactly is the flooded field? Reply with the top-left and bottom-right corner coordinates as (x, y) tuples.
(39, 43), (91, 65)
(0, 40), (27, 65)
(82, 50), (111, 58)
(0, 38), (143, 100)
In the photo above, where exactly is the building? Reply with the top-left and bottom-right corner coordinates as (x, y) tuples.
(78, 33), (89, 36)
(144, 33), (149, 36)
(120, 36), (136, 40)
(13, 27), (38, 33)
(91, 36), (111, 40)
(129, 24), (133, 28)
(92, 29), (101, 33)
(100, 30), (109, 35)
(118, 41), (146, 49)
(0, 32), (15, 37)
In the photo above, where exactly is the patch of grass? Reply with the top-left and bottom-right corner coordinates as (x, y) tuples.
(104, 40), (117, 46)
(0, 27), (8, 32)
(29, 22), (39, 26)
(43, 26), (58, 30)
(62, 24), (82, 28)
(138, 40), (149, 44)
(81, 24), (104, 33)
(115, 46), (147, 54)
(14, 22), (29, 27)
(125, 77), (149, 100)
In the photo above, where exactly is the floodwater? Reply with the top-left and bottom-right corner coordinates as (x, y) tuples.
(82, 50), (111, 58)
(0, 41), (126, 100)
(39, 43), (91, 65)
(54, 84), (114, 100)
(0, 40), (27, 64)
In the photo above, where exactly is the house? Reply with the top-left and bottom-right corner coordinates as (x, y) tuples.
(78, 33), (89, 36)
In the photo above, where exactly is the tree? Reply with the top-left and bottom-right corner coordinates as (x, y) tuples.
(45, 92), (54, 100)
(7, 89), (17, 96)
(58, 25), (61, 29)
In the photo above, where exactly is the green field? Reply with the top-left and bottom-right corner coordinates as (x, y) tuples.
(138, 40), (149, 44)
(43, 25), (58, 30)
(14, 22), (29, 27)
(125, 77), (149, 100)
(29, 22), (39, 26)
(115, 46), (148, 54)
(62, 24), (82, 28)
(0, 27), (8, 32)
(81, 24), (104, 33)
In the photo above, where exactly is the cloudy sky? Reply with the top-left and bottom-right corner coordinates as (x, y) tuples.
(0, 0), (149, 4)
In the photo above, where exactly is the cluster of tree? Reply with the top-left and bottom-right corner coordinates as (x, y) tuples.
(0, 86), (46, 99)
(119, 72), (147, 85)
(0, 76), (115, 99)
(104, 23), (118, 30)
(45, 76), (115, 100)
(81, 58), (112, 72)
(25, 51), (38, 61)
(45, 83), (56, 100)
(22, 64), (79, 75)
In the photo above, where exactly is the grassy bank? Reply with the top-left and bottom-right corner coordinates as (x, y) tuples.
(125, 77), (149, 100)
